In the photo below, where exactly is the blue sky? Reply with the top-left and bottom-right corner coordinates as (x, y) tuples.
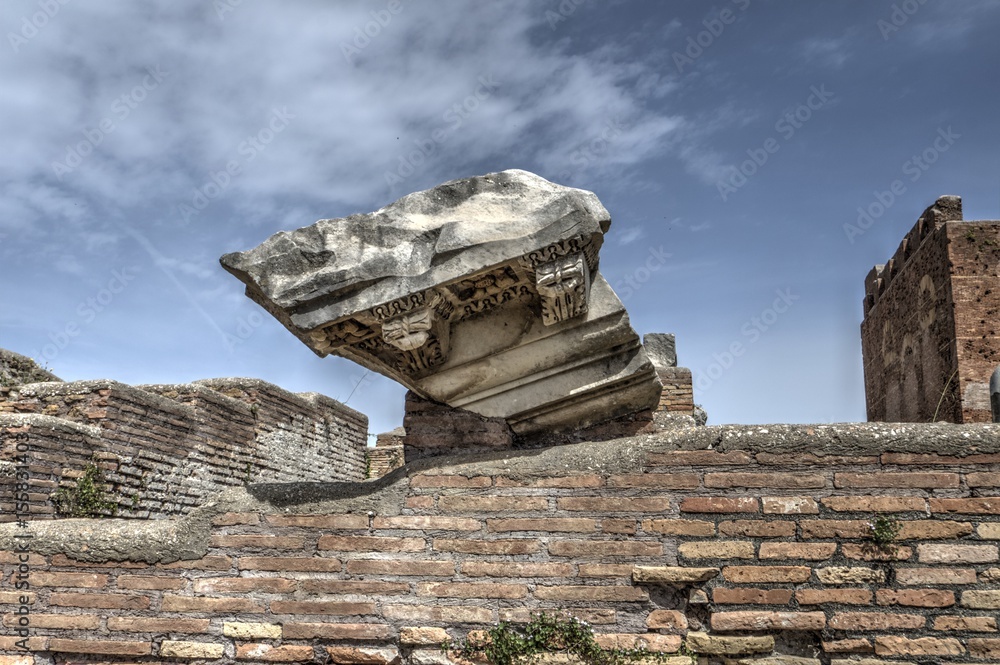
(2, 1), (999, 438)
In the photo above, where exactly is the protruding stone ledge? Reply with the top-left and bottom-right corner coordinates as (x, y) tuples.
(685, 632), (775, 656)
(633, 566), (720, 584)
(725, 657), (821, 665)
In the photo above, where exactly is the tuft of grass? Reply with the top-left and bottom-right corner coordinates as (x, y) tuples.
(52, 461), (118, 518)
(444, 613), (679, 665)
(863, 513), (902, 556)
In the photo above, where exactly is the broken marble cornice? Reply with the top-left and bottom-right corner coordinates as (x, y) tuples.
(536, 251), (590, 326)
(222, 170), (661, 442)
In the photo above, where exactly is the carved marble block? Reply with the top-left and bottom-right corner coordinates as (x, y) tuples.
(536, 252), (589, 325)
(221, 170), (662, 440)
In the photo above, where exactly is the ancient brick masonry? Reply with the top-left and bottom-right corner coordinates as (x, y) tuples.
(3, 423), (1000, 664)
(656, 367), (694, 415)
(861, 195), (1000, 423)
(367, 430), (405, 479)
(0, 377), (367, 519)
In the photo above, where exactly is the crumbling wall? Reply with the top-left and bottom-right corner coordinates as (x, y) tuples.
(3, 422), (1000, 664)
(0, 378), (367, 519)
(0, 349), (60, 387)
(656, 367), (694, 415)
(368, 429), (405, 479)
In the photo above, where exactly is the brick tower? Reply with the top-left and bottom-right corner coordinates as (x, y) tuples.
(861, 196), (1000, 423)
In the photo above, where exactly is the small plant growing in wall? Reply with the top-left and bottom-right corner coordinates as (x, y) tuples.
(444, 613), (674, 665)
(52, 461), (118, 518)
(863, 513), (901, 556)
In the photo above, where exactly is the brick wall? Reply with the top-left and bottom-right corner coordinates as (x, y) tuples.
(945, 222), (1000, 422)
(656, 367), (694, 415)
(3, 423), (1000, 663)
(368, 430), (405, 480)
(0, 377), (367, 520)
(861, 196), (1000, 423)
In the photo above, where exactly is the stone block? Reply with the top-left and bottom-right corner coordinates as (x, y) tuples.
(221, 170), (662, 448)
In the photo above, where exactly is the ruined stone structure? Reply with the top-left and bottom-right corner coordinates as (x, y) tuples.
(0, 349), (60, 387)
(4, 419), (1000, 664)
(861, 196), (1000, 423)
(9, 179), (1000, 665)
(367, 428), (405, 479)
(222, 170), (662, 456)
(0, 376), (367, 519)
(644, 333), (696, 418)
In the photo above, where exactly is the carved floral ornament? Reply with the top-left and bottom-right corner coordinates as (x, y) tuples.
(381, 308), (436, 352)
(307, 238), (595, 376)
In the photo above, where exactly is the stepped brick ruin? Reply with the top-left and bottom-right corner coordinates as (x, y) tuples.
(0, 377), (366, 520)
(861, 195), (1000, 423)
(644, 334), (696, 418)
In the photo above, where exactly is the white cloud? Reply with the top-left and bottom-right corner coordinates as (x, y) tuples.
(615, 226), (646, 245)
(1, 0), (684, 237)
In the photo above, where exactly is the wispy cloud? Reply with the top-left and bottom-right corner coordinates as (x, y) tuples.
(798, 34), (854, 69)
(615, 226), (646, 245)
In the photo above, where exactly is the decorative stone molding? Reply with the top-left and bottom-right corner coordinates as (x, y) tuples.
(222, 170), (662, 446)
(536, 251), (590, 326)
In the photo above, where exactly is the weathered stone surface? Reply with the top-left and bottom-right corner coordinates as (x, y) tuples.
(817, 567), (885, 585)
(222, 170), (661, 442)
(644, 333), (677, 368)
(400, 627), (450, 645)
(160, 641), (225, 659)
(830, 660), (913, 665)
(633, 566), (720, 584)
(874, 636), (964, 657)
(327, 646), (402, 665)
(222, 621), (282, 639)
(0, 348), (60, 386)
(724, 657), (820, 665)
(685, 632), (774, 655)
